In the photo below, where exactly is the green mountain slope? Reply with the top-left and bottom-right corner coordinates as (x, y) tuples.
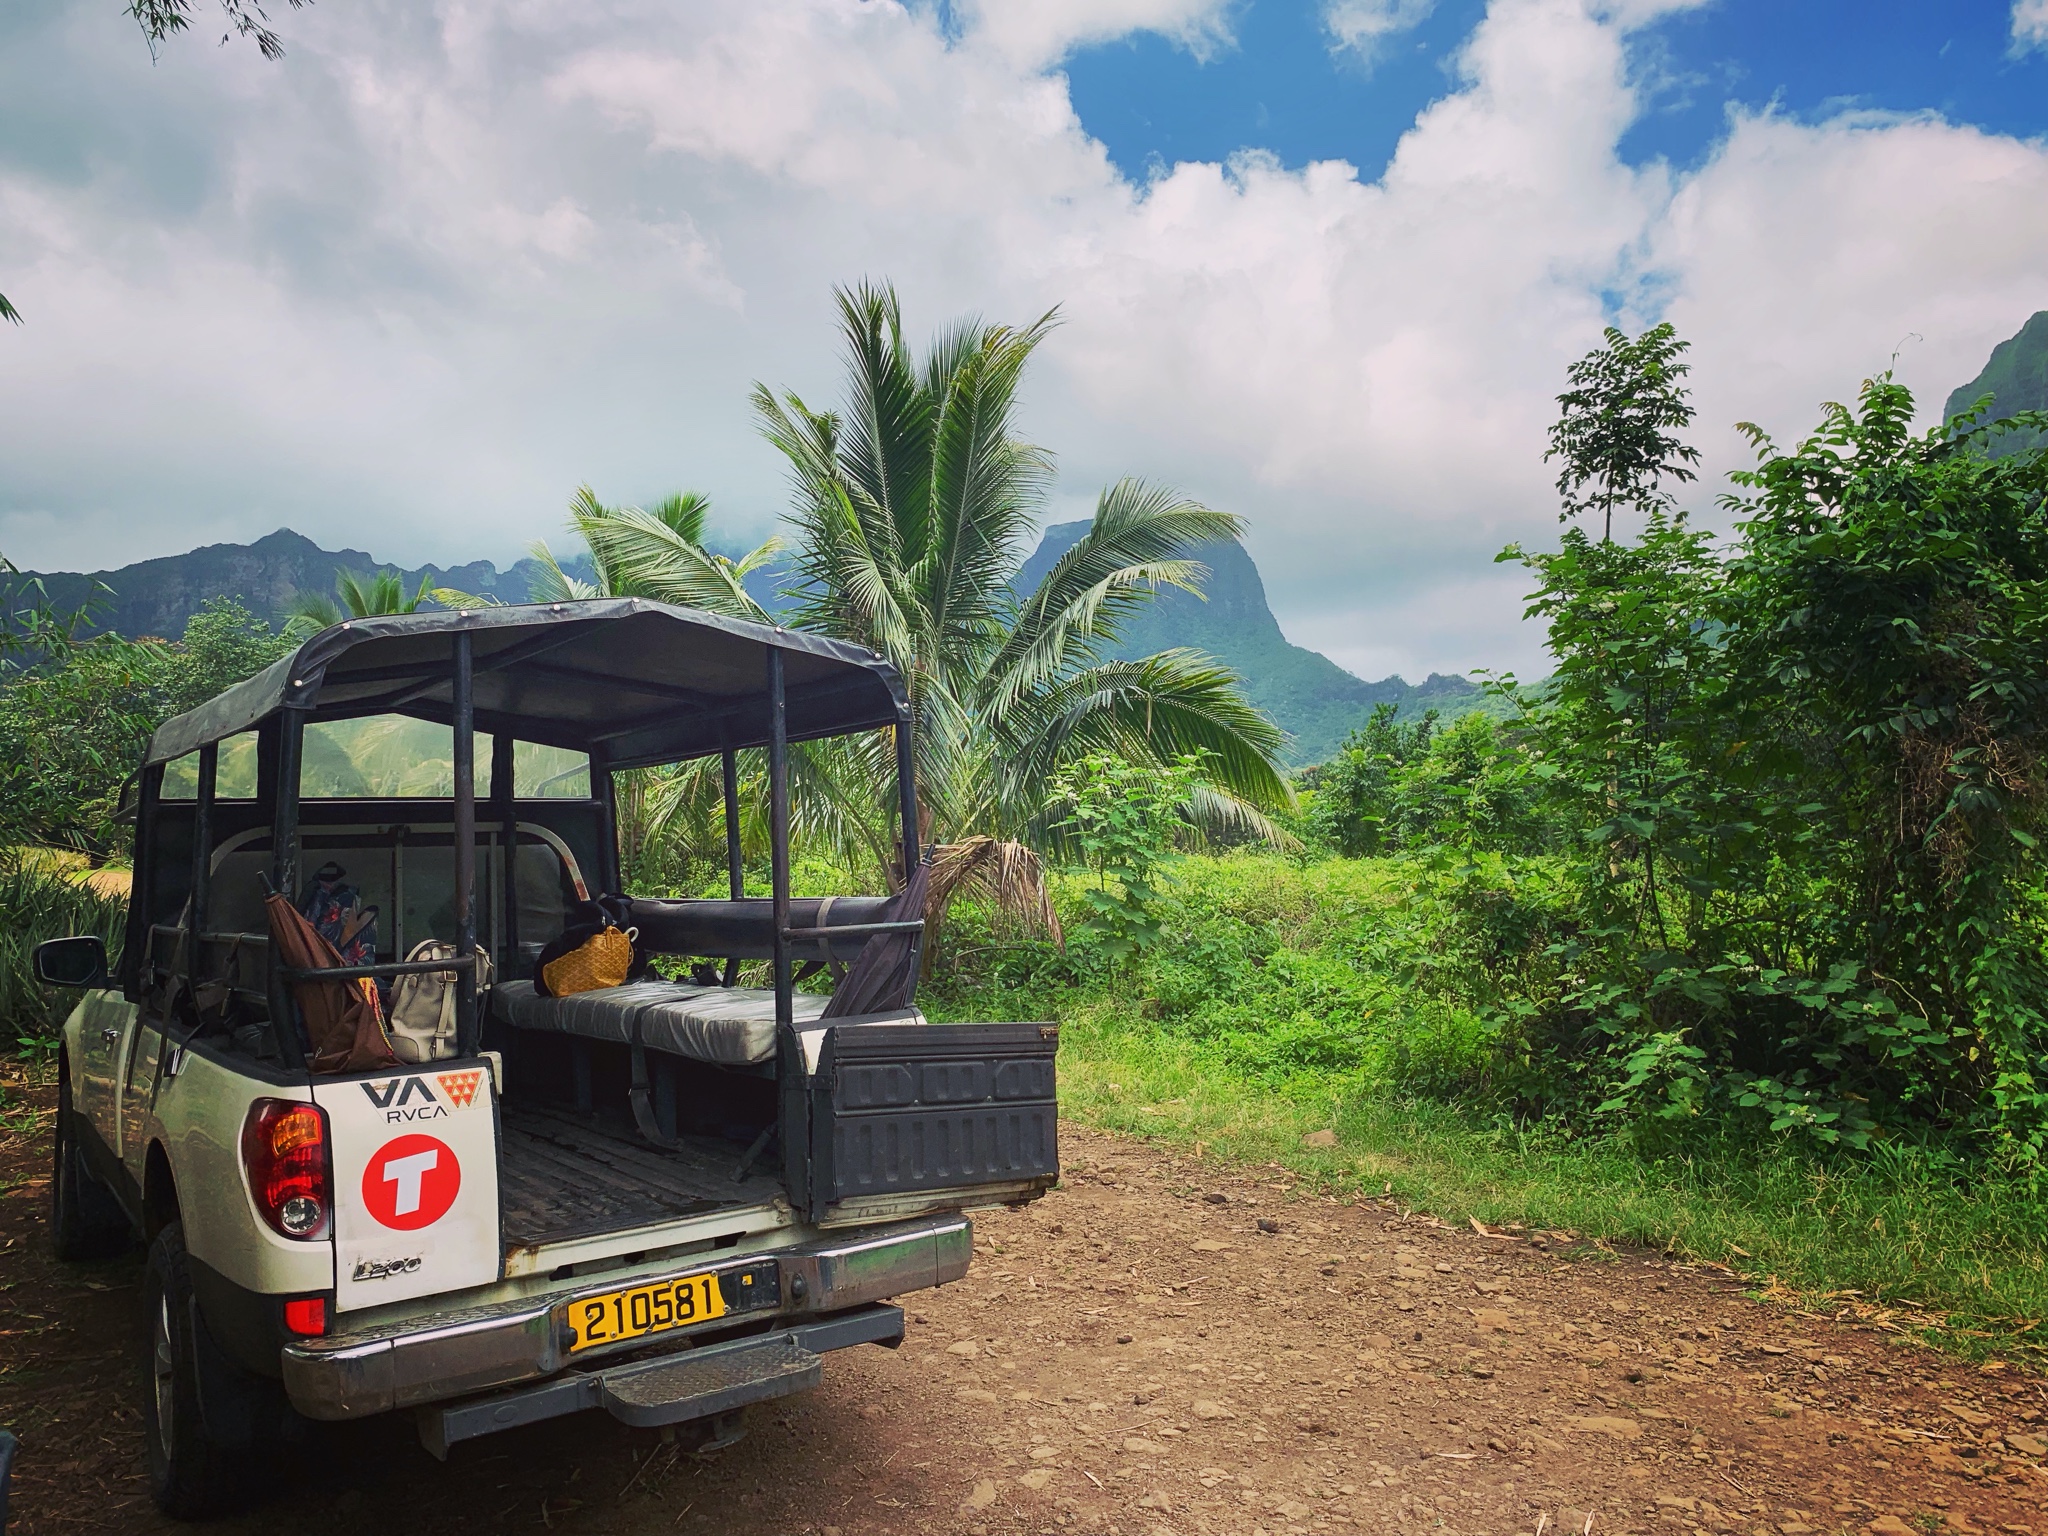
(5, 528), (587, 641)
(1015, 521), (1497, 765)
(1946, 311), (2048, 460)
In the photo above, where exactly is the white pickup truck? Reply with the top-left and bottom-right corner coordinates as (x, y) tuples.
(40, 600), (1058, 1518)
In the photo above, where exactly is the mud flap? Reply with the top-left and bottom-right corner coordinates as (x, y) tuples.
(804, 1021), (1059, 1221)
(313, 1062), (502, 1311)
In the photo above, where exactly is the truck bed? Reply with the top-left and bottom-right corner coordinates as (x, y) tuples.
(498, 1102), (782, 1248)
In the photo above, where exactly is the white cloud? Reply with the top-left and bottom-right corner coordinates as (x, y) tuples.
(0, 0), (2043, 685)
(1323, 0), (1436, 66)
(957, 0), (1237, 68)
(2015, 0), (2048, 51)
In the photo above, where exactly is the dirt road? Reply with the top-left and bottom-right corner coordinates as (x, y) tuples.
(4, 1076), (2047, 1536)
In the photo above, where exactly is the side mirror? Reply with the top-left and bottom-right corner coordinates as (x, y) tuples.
(35, 935), (108, 989)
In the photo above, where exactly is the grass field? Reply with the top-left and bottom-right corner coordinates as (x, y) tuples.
(926, 852), (2048, 1363)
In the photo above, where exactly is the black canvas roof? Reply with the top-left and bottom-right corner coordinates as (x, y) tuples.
(144, 599), (908, 770)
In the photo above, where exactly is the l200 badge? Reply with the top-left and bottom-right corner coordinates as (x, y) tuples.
(352, 1255), (424, 1281)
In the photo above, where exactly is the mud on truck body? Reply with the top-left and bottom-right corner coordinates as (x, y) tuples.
(38, 600), (1059, 1517)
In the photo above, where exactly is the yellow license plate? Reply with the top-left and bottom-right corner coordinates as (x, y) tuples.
(568, 1270), (728, 1353)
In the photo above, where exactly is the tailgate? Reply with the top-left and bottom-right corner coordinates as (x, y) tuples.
(312, 1061), (503, 1310)
(797, 1021), (1058, 1221)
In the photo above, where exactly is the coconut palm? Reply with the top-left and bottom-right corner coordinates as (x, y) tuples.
(519, 487), (781, 620)
(756, 283), (1287, 825)
(436, 487), (816, 887)
(282, 568), (436, 637)
(746, 281), (1289, 916)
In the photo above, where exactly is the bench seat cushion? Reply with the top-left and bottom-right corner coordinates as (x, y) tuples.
(492, 979), (828, 1067)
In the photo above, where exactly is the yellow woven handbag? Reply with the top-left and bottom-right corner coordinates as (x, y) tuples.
(541, 924), (637, 997)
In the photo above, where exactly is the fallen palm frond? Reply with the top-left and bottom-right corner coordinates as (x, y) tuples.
(927, 835), (1061, 946)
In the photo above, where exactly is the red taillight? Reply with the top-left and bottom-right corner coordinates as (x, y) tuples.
(282, 1297), (328, 1336)
(241, 1099), (331, 1241)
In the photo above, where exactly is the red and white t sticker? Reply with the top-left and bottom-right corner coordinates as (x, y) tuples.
(361, 1133), (461, 1230)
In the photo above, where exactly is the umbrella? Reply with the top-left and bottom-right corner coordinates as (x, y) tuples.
(263, 891), (397, 1074)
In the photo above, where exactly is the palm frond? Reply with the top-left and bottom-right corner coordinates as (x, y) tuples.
(927, 835), (1061, 943)
(279, 591), (343, 639)
(924, 311), (1058, 670)
(428, 587), (502, 610)
(997, 649), (1291, 816)
(1182, 783), (1298, 851)
(574, 504), (775, 619)
(649, 492), (711, 544)
(989, 481), (1244, 704)
(834, 281), (934, 564)
(525, 541), (601, 602)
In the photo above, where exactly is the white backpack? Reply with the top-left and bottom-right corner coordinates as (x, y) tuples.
(388, 940), (493, 1063)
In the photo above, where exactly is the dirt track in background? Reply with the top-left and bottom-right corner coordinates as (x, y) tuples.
(5, 1070), (2048, 1536)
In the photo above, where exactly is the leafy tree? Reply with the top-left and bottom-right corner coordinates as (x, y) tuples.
(0, 594), (287, 857)
(282, 566), (436, 637)
(1503, 358), (2048, 1152)
(126, 0), (311, 62)
(1048, 752), (1206, 962)
(750, 281), (1287, 899)
(1302, 706), (1552, 858)
(0, 635), (166, 857)
(159, 597), (292, 716)
(517, 486), (780, 618)
(1300, 704), (1437, 856)
(1546, 322), (1702, 543)
(0, 294), (18, 327)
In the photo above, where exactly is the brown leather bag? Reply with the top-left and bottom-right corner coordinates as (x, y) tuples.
(263, 891), (398, 1074)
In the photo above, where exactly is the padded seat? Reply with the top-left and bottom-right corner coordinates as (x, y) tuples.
(492, 979), (828, 1068)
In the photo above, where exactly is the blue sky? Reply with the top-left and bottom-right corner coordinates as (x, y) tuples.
(1, 0), (2044, 681)
(1065, 1), (2047, 181)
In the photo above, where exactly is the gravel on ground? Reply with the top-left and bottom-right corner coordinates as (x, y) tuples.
(3, 1072), (2045, 1536)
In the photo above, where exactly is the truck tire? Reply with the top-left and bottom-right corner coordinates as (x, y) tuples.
(52, 1066), (130, 1261)
(142, 1221), (271, 1519)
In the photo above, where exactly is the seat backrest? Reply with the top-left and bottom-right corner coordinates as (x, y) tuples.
(626, 896), (893, 963)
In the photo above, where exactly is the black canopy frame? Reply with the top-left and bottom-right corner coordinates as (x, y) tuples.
(139, 601), (922, 1075)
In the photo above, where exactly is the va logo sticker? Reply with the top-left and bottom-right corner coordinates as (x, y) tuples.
(361, 1133), (461, 1230)
(359, 1076), (449, 1123)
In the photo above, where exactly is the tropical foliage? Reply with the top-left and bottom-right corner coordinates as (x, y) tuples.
(0, 589), (289, 856)
(751, 283), (1286, 856)
(547, 284), (1290, 907)
(1486, 352), (2048, 1153)
(514, 487), (780, 619)
(282, 566), (437, 637)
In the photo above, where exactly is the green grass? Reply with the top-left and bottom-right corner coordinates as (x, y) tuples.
(927, 850), (2048, 1362)
(1048, 1003), (2048, 1352)
(0, 855), (127, 1056)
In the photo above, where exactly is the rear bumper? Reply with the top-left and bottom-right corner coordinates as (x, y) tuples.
(418, 1305), (905, 1458)
(281, 1213), (970, 1421)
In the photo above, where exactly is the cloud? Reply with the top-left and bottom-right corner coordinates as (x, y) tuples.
(0, 0), (2043, 686)
(1323, 0), (1436, 66)
(2015, 0), (2048, 52)
(957, 0), (1237, 68)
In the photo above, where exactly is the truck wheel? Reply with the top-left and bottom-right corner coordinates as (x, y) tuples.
(52, 1066), (130, 1260)
(142, 1222), (270, 1518)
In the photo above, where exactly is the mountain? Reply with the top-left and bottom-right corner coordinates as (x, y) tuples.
(5, 528), (590, 641)
(1014, 521), (1495, 765)
(1946, 311), (2048, 460)
(10, 522), (1490, 766)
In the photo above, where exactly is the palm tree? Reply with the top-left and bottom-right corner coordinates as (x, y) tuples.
(747, 280), (1289, 918)
(282, 568), (436, 637)
(519, 487), (781, 619)
(437, 487), (799, 887)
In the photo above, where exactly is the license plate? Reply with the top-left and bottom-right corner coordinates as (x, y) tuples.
(566, 1261), (777, 1353)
